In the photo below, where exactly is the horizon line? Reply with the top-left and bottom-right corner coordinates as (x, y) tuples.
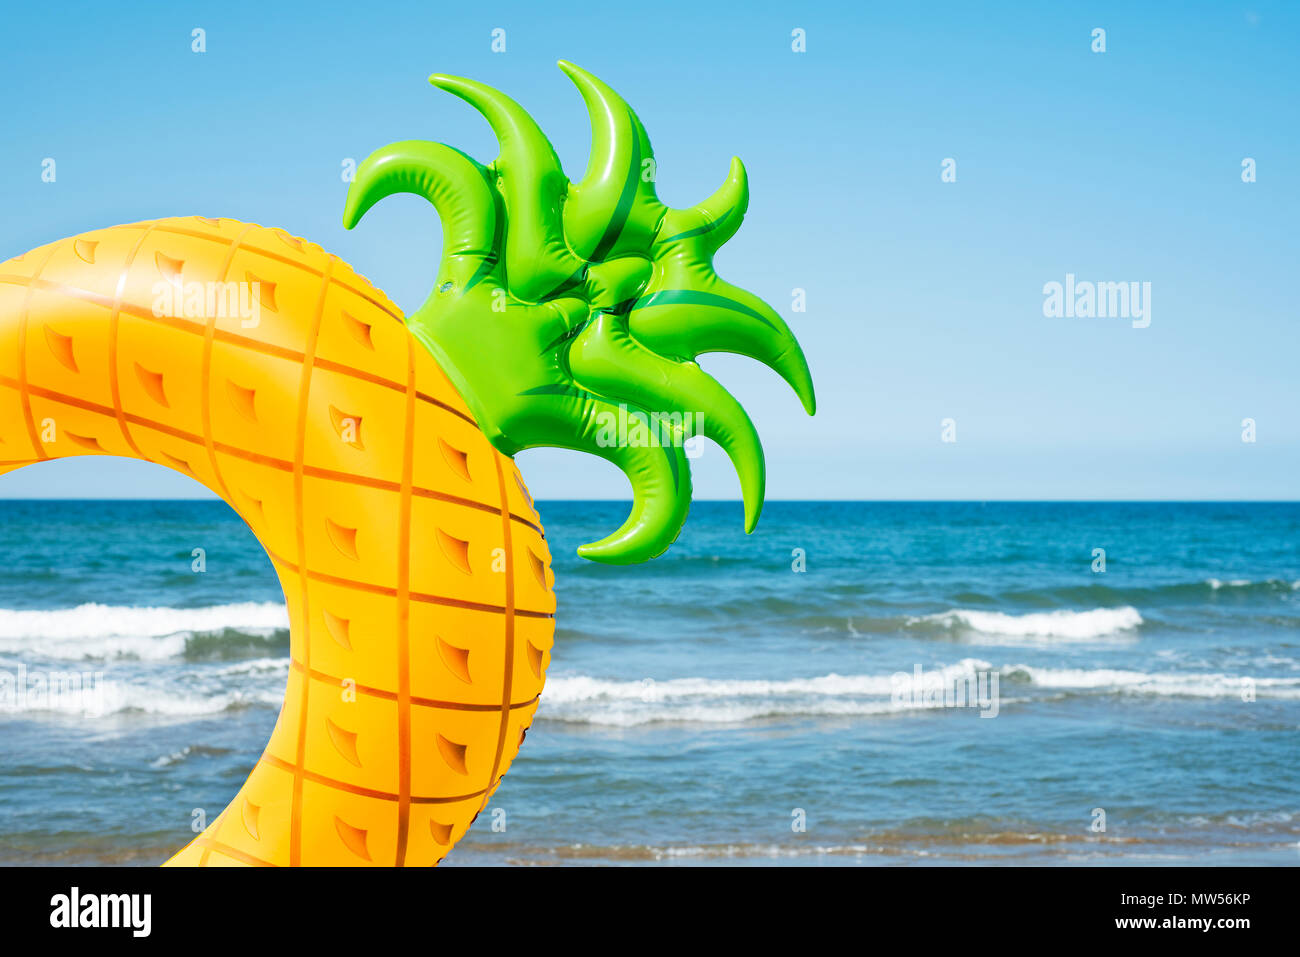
(2, 498), (1298, 505)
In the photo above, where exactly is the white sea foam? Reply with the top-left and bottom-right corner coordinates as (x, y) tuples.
(93, 681), (283, 716)
(151, 746), (194, 767)
(533, 656), (1300, 726)
(1206, 579), (1253, 590)
(0, 661), (289, 717)
(0, 602), (288, 659)
(914, 606), (1143, 641)
(1002, 664), (1300, 699)
(540, 660), (999, 726)
(1206, 578), (1300, 590)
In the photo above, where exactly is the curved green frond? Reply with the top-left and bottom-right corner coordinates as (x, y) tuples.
(428, 72), (584, 301)
(628, 273), (817, 416)
(658, 155), (748, 252)
(557, 60), (666, 262)
(343, 140), (500, 292)
(568, 313), (765, 532)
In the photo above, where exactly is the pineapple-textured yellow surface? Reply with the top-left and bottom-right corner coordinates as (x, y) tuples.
(0, 217), (555, 866)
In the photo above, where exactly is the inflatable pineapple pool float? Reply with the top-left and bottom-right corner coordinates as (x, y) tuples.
(0, 62), (814, 866)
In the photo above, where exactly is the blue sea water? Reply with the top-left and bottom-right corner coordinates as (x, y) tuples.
(0, 500), (1297, 866)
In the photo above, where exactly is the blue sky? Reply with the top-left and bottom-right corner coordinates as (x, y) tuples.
(1, 0), (1296, 500)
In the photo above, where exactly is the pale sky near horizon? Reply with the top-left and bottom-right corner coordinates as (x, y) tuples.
(1, 1), (1296, 501)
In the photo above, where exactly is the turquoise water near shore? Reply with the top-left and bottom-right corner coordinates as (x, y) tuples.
(0, 500), (1297, 865)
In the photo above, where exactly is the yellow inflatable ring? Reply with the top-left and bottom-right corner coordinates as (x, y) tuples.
(0, 218), (554, 866)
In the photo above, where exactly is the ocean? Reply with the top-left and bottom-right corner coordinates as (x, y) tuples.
(0, 500), (1297, 866)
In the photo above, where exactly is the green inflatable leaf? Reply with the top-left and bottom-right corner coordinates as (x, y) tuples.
(344, 61), (815, 564)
